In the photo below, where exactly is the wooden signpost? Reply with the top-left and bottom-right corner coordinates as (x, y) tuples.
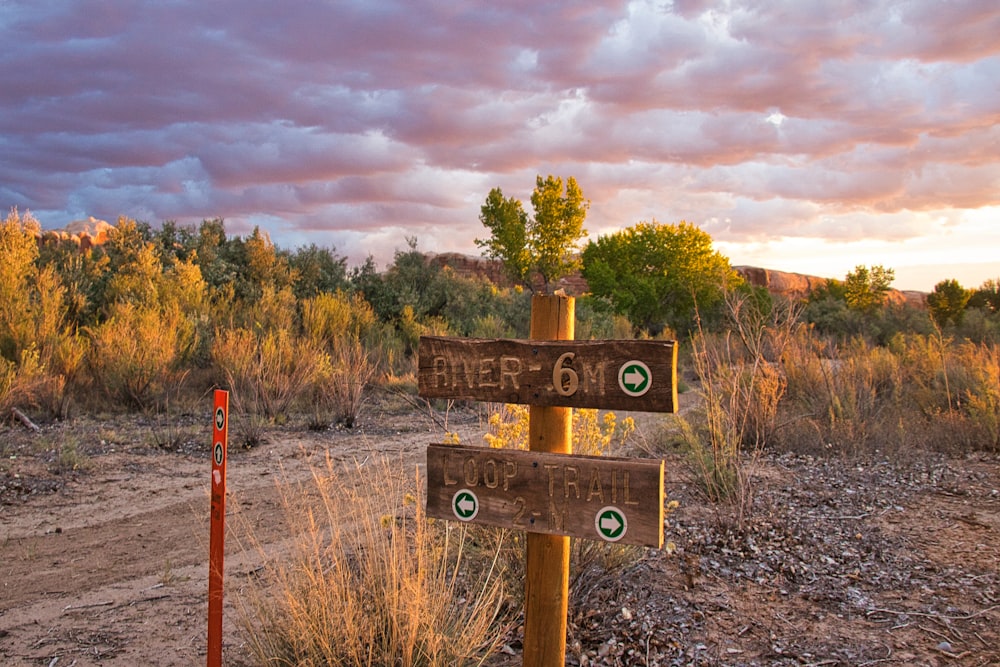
(419, 293), (679, 667)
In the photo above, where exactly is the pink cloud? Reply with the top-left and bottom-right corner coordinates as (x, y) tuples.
(1, 0), (998, 263)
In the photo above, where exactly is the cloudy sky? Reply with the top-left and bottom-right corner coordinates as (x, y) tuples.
(2, 0), (999, 291)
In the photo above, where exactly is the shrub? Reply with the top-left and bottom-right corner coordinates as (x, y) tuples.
(84, 303), (194, 411)
(309, 337), (377, 429)
(301, 290), (376, 347)
(212, 327), (324, 444)
(234, 455), (512, 666)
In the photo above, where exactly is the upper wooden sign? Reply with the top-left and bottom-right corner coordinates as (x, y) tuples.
(417, 336), (678, 413)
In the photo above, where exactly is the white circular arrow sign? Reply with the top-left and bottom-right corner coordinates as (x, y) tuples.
(618, 361), (651, 397)
(451, 489), (479, 522)
(595, 506), (628, 542)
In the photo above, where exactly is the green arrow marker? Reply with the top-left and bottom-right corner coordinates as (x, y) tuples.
(451, 489), (479, 521)
(595, 506), (627, 542)
(618, 361), (651, 397)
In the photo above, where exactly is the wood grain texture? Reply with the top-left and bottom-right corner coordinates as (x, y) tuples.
(425, 444), (665, 547)
(417, 336), (678, 412)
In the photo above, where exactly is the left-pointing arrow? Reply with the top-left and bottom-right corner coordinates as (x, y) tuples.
(452, 489), (479, 521)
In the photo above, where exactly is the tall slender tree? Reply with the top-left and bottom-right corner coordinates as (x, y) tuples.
(476, 175), (589, 293)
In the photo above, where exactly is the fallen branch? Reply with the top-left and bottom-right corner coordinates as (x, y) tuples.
(867, 604), (1000, 622)
(62, 600), (114, 612)
(11, 407), (40, 432)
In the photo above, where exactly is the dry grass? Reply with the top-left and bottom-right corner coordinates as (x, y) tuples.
(676, 292), (799, 526)
(309, 337), (377, 430)
(778, 331), (1000, 457)
(233, 454), (513, 666)
(212, 327), (325, 445)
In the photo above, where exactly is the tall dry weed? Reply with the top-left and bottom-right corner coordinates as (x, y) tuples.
(679, 293), (798, 523)
(212, 327), (324, 444)
(309, 337), (377, 429)
(0, 348), (45, 415)
(955, 341), (1000, 451)
(234, 455), (512, 666)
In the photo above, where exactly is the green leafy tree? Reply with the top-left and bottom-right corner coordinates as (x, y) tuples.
(927, 279), (972, 327)
(152, 220), (199, 265)
(529, 174), (589, 291)
(581, 221), (739, 335)
(968, 278), (1000, 313)
(476, 175), (589, 293)
(194, 218), (236, 289)
(475, 188), (531, 285)
(844, 265), (895, 313)
(289, 243), (349, 299)
(350, 256), (392, 321)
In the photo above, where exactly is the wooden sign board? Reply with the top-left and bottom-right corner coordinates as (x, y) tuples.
(426, 444), (664, 548)
(418, 336), (678, 413)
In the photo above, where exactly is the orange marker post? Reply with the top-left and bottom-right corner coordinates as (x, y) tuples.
(207, 389), (228, 667)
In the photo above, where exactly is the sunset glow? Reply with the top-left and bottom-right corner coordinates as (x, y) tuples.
(2, 1), (998, 291)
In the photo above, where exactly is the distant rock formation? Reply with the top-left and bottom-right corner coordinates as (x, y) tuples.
(39, 217), (114, 250)
(734, 265), (926, 309)
(733, 266), (828, 301)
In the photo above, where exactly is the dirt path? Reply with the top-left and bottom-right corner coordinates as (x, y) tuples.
(1, 407), (457, 666)
(2, 408), (999, 666)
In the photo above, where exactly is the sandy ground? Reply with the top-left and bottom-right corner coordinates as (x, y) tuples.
(2, 403), (998, 666)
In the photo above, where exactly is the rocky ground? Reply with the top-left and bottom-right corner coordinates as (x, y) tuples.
(1, 400), (998, 666)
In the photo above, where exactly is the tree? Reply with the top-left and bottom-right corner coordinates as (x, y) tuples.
(529, 174), (589, 291)
(844, 265), (895, 313)
(581, 220), (739, 335)
(244, 226), (296, 294)
(475, 188), (531, 286)
(968, 278), (1000, 313)
(475, 175), (589, 293)
(289, 243), (348, 299)
(927, 279), (971, 327)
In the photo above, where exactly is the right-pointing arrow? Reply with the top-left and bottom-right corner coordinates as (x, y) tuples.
(596, 506), (627, 541)
(600, 514), (622, 534)
(623, 370), (645, 388)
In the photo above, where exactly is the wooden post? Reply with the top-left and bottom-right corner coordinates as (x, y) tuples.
(523, 293), (573, 667)
(207, 389), (229, 667)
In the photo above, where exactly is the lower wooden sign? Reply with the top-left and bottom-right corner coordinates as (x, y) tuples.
(426, 444), (664, 548)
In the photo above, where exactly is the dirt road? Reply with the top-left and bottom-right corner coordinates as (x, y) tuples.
(2, 408), (999, 666)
